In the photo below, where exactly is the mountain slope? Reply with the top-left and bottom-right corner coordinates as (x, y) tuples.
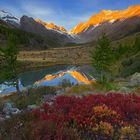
(71, 4), (140, 34)
(35, 18), (67, 33)
(0, 23), (64, 50)
(77, 16), (140, 43)
(20, 16), (75, 45)
(1, 4), (140, 48)
(0, 11), (76, 48)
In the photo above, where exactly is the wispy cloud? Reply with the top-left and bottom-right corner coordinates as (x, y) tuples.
(56, 14), (91, 31)
(1, 0), (137, 31)
(18, 0), (91, 31)
(20, 1), (54, 18)
(24, 6), (53, 17)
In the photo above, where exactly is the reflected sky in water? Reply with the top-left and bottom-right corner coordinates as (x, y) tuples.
(0, 65), (94, 94)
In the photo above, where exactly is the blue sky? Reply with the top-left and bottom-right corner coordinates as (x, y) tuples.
(0, 0), (139, 31)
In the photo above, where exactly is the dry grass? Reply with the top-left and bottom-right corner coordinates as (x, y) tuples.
(17, 45), (94, 72)
(18, 46), (93, 64)
(63, 84), (96, 96)
(17, 32), (140, 72)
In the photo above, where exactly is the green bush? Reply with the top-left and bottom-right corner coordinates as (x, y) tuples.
(0, 112), (34, 140)
(0, 86), (58, 110)
(93, 82), (119, 92)
(121, 53), (140, 77)
(10, 92), (42, 109)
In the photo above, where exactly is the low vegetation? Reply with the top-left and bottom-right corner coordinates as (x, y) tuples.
(0, 93), (139, 140)
(113, 36), (140, 77)
(0, 28), (140, 140)
(90, 33), (140, 96)
(0, 86), (59, 111)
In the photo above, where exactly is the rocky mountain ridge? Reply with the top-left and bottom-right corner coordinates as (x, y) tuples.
(1, 4), (140, 45)
(35, 18), (67, 33)
(70, 4), (140, 34)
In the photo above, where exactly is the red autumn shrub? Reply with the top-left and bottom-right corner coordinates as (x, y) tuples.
(32, 93), (140, 139)
(105, 93), (140, 125)
(32, 120), (81, 140)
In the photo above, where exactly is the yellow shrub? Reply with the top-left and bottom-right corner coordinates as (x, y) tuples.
(119, 126), (136, 140)
(93, 104), (119, 118)
(92, 121), (114, 136)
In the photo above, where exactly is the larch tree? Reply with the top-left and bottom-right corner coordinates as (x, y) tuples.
(91, 34), (113, 83)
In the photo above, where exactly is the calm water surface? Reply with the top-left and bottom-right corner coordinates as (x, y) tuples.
(0, 65), (94, 94)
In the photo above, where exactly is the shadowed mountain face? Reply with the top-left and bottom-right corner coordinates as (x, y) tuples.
(0, 10), (20, 27)
(20, 16), (75, 45)
(0, 11), (75, 47)
(70, 4), (140, 43)
(76, 16), (140, 43)
(0, 19), (9, 26)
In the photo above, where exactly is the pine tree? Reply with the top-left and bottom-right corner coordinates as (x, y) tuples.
(91, 34), (113, 83)
(0, 34), (21, 94)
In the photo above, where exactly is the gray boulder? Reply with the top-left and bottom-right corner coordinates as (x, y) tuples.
(27, 104), (39, 111)
(0, 113), (5, 121)
(56, 89), (65, 95)
(130, 72), (140, 87)
(3, 102), (20, 115)
(42, 95), (56, 103)
(118, 87), (133, 93)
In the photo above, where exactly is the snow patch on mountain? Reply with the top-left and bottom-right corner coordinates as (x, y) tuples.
(109, 19), (115, 24)
(0, 10), (20, 25)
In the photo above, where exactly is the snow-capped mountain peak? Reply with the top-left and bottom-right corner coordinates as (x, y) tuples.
(0, 10), (20, 26)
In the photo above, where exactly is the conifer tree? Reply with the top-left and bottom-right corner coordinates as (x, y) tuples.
(91, 34), (113, 83)
(0, 34), (21, 94)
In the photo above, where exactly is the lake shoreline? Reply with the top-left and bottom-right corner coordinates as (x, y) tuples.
(18, 60), (91, 74)
(0, 64), (94, 97)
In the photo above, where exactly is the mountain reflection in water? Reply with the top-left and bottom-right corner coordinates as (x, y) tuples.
(35, 70), (95, 85)
(0, 65), (95, 94)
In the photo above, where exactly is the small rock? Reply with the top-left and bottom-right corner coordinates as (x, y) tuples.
(3, 102), (20, 115)
(108, 90), (116, 93)
(11, 108), (21, 115)
(65, 87), (71, 92)
(42, 94), (56, 103)
(3, 102), (13, 115)
(118, 87), (133, 93)
(47, 102), (53, 106)
(40, 109), (45, 112)
(56, 89), (64, 95)
(0, 113), (5, 121)
(130, 72), (140, 87)
(0, 117), (5, 121)
(27, 104), (39, 111)
(5, 115), (10, 119)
